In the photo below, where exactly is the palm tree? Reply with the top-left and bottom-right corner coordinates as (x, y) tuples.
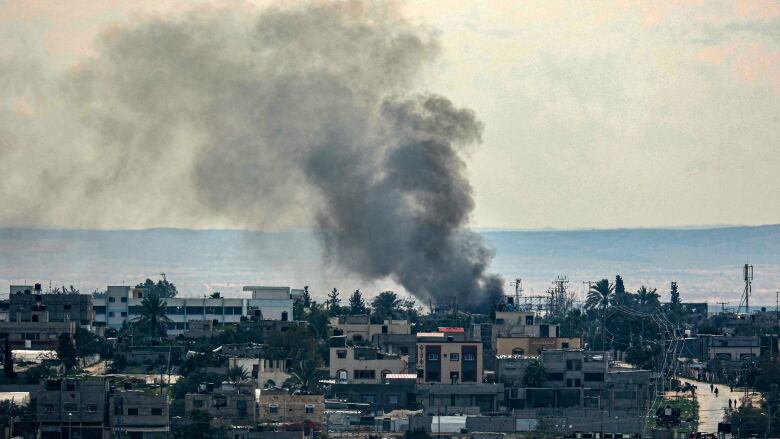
(227, 366), (250, 393)
(371, 291), (402, 321)
(284, 360), (327, 394)
(132, 293), (172, 339)
(585, 279), (614, 351)
(635, 286), (660, 311)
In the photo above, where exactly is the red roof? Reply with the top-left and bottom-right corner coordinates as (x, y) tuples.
(438, 327), (464, 333)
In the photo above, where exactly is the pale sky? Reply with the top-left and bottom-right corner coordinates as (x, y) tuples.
(1, 0), (779, 230)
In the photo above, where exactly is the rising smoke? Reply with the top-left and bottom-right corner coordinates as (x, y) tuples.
(0, 2), (503, 309)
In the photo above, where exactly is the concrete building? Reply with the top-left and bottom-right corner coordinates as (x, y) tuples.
(36, 378), (109, 439)
(93, 285), (295, 335)
(9, 290), (95, 327)
(109, 391), (169, 439)
(495, 336), (581, 356)
(330, 346), (408, 384)
(415, 333), (482, 384)
(185, 385), (257, 427)
(329, 315), (411, 344)
(257, 390), (324, 425)
(416, 383), (505, 414)
(0, 306), (76, 349)
(329, 375), (417, 413)
(706, 335), (760, 360)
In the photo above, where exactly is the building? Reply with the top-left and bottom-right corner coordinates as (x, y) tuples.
(185, 384), (257, 427)
(706, 335), (760, 360)
(330, 315), (411, 344)
(330, 345), (408, 384)
(495, 336), (581, 356)
(257, 390), (325, 425)
(35, 378), (109, 439)
(109, 391), (169, 439)
(415, 332), (482, 384)
(329, 375), (417, 413)
(9, 288), (95, 327)
(93, 285), (295, 335)
(416, 383), (505, 414)
(0, 306), (76, 349)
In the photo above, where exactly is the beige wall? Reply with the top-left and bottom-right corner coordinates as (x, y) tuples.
(496, 337), (581, 356)
(416, 341), (483, 384)
(258, 393), (324, 424)
(329, 347), (408, 384)
(330, 318), (411, 343)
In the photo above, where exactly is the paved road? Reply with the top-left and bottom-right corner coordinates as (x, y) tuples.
(679, 378), (731, 433)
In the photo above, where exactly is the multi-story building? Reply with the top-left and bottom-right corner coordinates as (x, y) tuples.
(329, 374), (418, 414)
(495, 336), (581, 356)
(108, 391), (169, 439)
(415, 332), (482, 384)
(330, 315), (411, 344)
(9, 288), (95, 327)
(415, 383), (505, 414)
(93, 285), (295, 335)
(257, 390), (325, 425)
(35, 378), (110, 439)
(329, 345), (408, 384)
(0, 306), (76, 349)
(185, 384), (257, 427)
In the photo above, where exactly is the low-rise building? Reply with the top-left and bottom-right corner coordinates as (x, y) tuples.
(185, 385), (257, 427)
(495, 336), (581, 356)
(9, 288), (95, 327)
(330, 345), (408, 384)
(257, 390), (325, 425)
(0, 306), (76, 349)
(416, 383), (505, 414)
(35, 378), (109, 439)
(109, 391), (169, 439)
(330, 315), (411, 344)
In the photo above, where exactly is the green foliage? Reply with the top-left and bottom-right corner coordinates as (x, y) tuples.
(172, 409), (219, 439)
(171, 371), (226, 399)
(305, 302), (331, 340)
(348, 289), (367, 315)
(611, 275), (632, 307)
(523, 359), (546, 387)
(226, 365), (249, 384)
(23, 364), (52, 383)
(327, 288), (341, 315)
(284, 359), (328, 394)
(586, 279), (614, 311)
(75, 327), (112, 358)
(265, 326), (321, 363)
(753, 360), (780, 393)
(137, 278), (178, 298)
(371, 291), (401, 322)
(57, 333), (78, 371)
(179, 351), (220, 376)
(635, 285), (661, 311)
(132, 293), (172, 339)
(728, 405), (780, 438)
(3, 338), (13, 379)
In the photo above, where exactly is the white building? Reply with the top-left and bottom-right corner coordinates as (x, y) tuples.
(93, 285), (295, 335)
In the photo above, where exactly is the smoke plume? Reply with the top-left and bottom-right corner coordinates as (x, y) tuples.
(0, 2), (502, 309)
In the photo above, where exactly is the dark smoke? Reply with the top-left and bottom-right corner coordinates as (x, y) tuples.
(0, 2), (503, 309)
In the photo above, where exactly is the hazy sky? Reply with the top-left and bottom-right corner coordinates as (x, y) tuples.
(1, 0), (779, 230)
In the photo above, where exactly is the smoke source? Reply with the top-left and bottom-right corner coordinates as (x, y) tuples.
(0, 2), (503, 310)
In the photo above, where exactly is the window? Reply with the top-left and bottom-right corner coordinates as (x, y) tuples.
(305, 404), (315, 414)
(584, 373), (605, 382)
(353, 334), (363, 342)
(450, 353), (460, 361)
(66, 380), (76, 391)
(87, 404), (98, 413)
(566, 359), (582, 371)
(337, 370), (348, 382)
(63, 403), (78, 413)
(387, 394), (400, 405)
(193, 400), (204, 408)
(450, 372), (460, 384)
(43, 404), (55, 413)
(120, 312), (127, 317)
(336, 350), (347, 359)
(512, 348), (525, 355)
(151, 408), (163, 416)
(427, 352), (439, 361)
(109, 297), (115, 303)
(108, 312), (115, 317)
(127, 408), (138, 416)
(64, 304), (72, 310)
(463, 353), (475, 361)
(186, 307), (204, 314)
(354, 370), (375, 380)
(120, 297), (127, 303)
(361, 394), (375, 404)
(547, 372), (564, 381)
(269, 404), (279, 414)
(93, 306), (106, 314)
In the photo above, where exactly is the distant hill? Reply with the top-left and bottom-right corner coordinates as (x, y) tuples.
(1, 225), (778, 306)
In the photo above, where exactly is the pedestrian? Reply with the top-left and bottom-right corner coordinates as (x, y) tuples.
(714, 387), (719, 397)
(729, 399), (732, 409)
(710, 383), (714, 392)
(730, 384), (734, 392)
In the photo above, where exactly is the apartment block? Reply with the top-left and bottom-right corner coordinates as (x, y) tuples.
(329, 345), (408, 384)
(108, 391), (169, 438)
(330, 315), (411, 344)
(415, 333), (482, 384)
(257, 390), (324, 424)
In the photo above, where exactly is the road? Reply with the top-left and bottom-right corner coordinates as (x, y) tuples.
(678, 378), (732, 433)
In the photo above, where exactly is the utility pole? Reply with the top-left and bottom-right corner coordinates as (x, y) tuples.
(716, 301), (729, 314)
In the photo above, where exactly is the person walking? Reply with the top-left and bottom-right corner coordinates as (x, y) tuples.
(714, 387), (719, 397)
(710, 383), (714, 392)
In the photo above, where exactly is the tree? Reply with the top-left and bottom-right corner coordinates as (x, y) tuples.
(523, 359), (546, 387)
(635, 286), (660, 311)
(611, 275), (632, 307)
(132, 293), (172, 339)
(371, 291), (401, 322)
(3, 338), (14, 379)
(305, 303), (331, 340)
(226, 366), (249, 391)
(57, 333), (78, 371)
(327, 288), (341, 315)
(284, 359), (328, 394)
(348, 289), (367, 315)
(302, 286), (312, 308)
(586, 279), (614, 350)
(264, 327), (321, 363)
(136, 278), (178, 298)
